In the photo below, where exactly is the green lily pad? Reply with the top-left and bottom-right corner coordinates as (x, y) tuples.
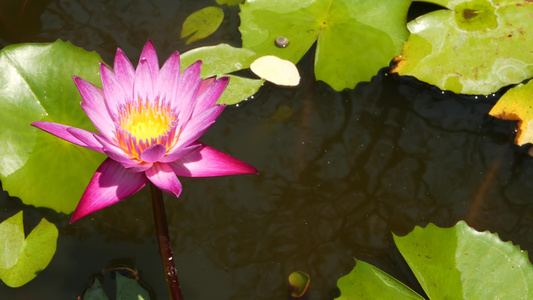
(216, 0), (243, 6)
(336, 260), (424, 300)
(181, 6), (224, 45)
(83, 272), (150, 300)
(83, 278), (110, 300)
(289, 271), (311, 298)
(0, 211), (59, 287)
(392, 0), (533, 95)
(180, 43), (264, 105)
(116, 271), (150, 300)
(489, 81), (533, 146)
(337, 221), (533, 298)
(394, 221), (533, 299)
(239, 0), (410, 91)
(0, 40), (106, 214)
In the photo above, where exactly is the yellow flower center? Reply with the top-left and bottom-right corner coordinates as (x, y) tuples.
(116, 99), (179, 160)
(120, 100), (173, 141)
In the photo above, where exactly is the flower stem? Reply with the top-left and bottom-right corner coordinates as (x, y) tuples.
(150, 182), (184, 300)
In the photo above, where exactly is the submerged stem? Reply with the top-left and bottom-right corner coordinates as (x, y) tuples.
(150, 182), (184, 300)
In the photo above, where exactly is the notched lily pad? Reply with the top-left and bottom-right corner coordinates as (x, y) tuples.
(0, 211), (59, 287)
(337, 221), (533, 299)
(181, 6), (224, 45)
(394, 221), (533, 299)
(0, 40), (106, 214)
(239, 0), (410, 91)
(392, 0), (533, 95)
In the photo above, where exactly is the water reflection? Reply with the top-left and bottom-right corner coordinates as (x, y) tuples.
(1, 0), (533, 299)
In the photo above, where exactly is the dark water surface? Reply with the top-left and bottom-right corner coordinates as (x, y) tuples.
(2, 0), (533, 299)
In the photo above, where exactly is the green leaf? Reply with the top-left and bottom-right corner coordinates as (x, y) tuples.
(0, 211), (59, 287)
(83, 278), (110, 300)
(239, 0), (410, 91)
(216, 0), (243, 6)
(336, 260), (424, 300)
(394, 221), (533, 299)
(0, 40), (106, 214)
(0, 212), (26, 270)
(180, 43), (264, 105)
(392, 0), (533, 95)
(289, 271), (311, 298)
(116, 272), (151, 300)
(488, 81), (533, 146)
(181, 6), (224, 45)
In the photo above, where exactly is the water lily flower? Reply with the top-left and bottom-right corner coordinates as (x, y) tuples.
(32, 40), (257, 223)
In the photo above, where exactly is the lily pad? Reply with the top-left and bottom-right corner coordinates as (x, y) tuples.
(239, 0), (410, 91)
(216, 0), (243, 6)
(392, 0), (533, 95)
(82, 272), (150, 300)
(394, 221), (533, 299)
(336, 260), (424, 300)
(82, 278), (110, 300)
(337, 221), (533, 299)
(181, 6), (224, 45)
(288, 271), (311, 298)
(0, 40), (106, 214)
(180, 43), (264, 104)
(0, 211), (59, 287)
(489, 81), (533, 146)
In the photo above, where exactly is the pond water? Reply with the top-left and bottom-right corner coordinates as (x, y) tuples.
(1, 0), (533, 299)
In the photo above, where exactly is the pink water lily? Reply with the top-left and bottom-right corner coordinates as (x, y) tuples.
(32, 40), (257, 223)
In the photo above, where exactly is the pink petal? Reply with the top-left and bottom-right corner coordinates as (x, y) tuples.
(32, 121), (102, 152)
(113, 48), (135, 99)
(66, 128), (104, 152)
(100, 63), (128, 121)
(155, 51), (180, 103)
(122, 161), (153, 172)
(169, 143), (258, 177)
(73, 78), (115, 139)
(134, 59), (154, 101)
(160, 143), (201, 163)
(192, 76), (229, 117)
(172, 60), (202, 116)
(139, 39), (160, 82)
(145, 163), (182, 198)
(140, 144), (166, 163)
(176, 105), (224, 148)
(70, 157), (148, 222)
(93, 134), (135, 164)
(198, 76), (215, 95)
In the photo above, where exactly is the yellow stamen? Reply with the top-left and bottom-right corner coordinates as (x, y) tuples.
(120, 99), (175, 141)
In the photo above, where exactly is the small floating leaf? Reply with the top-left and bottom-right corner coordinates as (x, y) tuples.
(250, 55), (300, 86)
(489, 81), (533, 146)
(181, 6), (224, 45)
(116, 272), (151, 300)
(289, 271), (310, 298)
(0, 211), (59, 287)
(83, 278), (110, 300)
